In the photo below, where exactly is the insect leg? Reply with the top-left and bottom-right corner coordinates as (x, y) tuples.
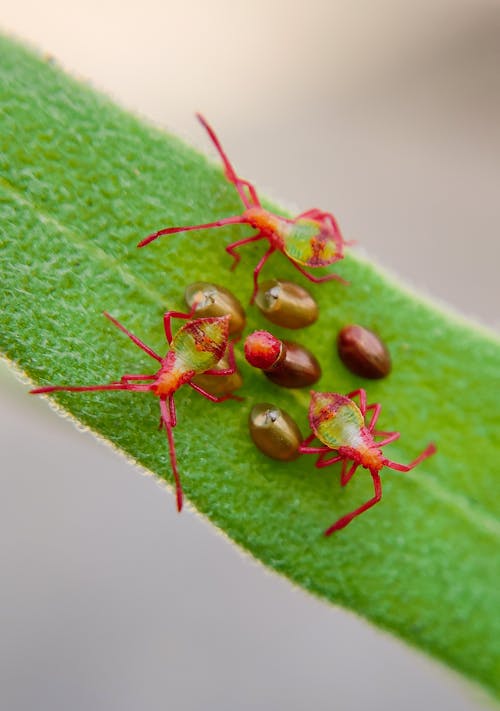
(296, 209), (348, 250)
(340, 461), (358, 486)
(169, 395), (177, 428)
(365, 402), (381, 429)
(288, 259), (349, 286)
(315, 453), (343, 469)
(163, 303), (199, 343)
(203, 340), (238, 376)
(235, 179), (261, 209)
(299, 441), (331, 455)
(384, 442), (437, 472)
(376, 432), (401, 447)
(226, 233), (265, 271)
(103, 312), (162, 362)
(120, 374), (156, 383)
(324, 213), (350, 250)
(324, 470), (382, 535)
(250, 245), (276, 304)
(196, 113), (261, 208)
(138, 215), (249, 248)
(189, 381), (243, 403)
(296, 209), (325, 220)
(345, 389), (367, 415)
(159, 398), (183, 511)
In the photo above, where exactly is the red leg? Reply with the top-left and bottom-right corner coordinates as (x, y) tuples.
(196, 113), (261, 209)
(203, 341), (238, 376)
(299, 443), (331, 455)
(341, 461), (359, 486)
(250, 245), (276, 304)
(163, 303), (199, 343)
(169, 395), (177, 428)
(289, 259), (349, 286)
(324, 470), (382, 535)
(138, 215), (248, 248)
(316, 453), (343, 469)
(300, 430), (330, 455)
(30, 382), (152, 395)
(346, 389), (367, 416)
(189, 381), (242, 403)
(365, 403), (381, 430)
(121, 374), (156, 383)
(104, 312), (162, 362)
(324, 213), (348, 251)
(226, 233), (265, 271)
(159, 398), (183, 512)
(376, 432), (400, 447)
(339, 459), (349, 484)
(299, 433), (331, 455)
(297, 210), (347, 252)
(324, 212), (354, 248)
(365, 405), (401, 441)
(296, 208), (324, 220)
(384, 443), (436, 472)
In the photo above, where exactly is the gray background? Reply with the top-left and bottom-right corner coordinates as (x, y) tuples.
(1, 1), (499, 709)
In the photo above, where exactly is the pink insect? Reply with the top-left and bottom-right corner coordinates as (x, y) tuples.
(299, 389), (436, 535)
(30, 307), (241, 511)
(138, 114), (349, 303)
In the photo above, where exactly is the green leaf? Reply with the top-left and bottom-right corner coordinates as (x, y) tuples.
(1, 36), (499, 697)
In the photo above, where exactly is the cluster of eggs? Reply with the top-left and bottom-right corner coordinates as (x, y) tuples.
(184, 279), (392, 460)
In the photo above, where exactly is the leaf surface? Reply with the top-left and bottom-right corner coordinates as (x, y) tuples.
(1, 36), (499, 697)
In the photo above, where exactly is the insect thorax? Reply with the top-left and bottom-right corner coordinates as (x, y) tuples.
(153, 354), (194, 397)
(244, 207), (287, 246)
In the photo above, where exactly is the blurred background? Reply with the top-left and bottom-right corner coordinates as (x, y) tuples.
(1, 1), (499, 709)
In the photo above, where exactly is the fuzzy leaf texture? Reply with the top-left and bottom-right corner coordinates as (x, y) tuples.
(1, 36), (499, 697)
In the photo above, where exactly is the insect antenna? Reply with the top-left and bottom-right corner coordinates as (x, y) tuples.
(196, 113), (261, 209)
(30, 382), (152, 395)
(137, 215), (249, 248)
(103, 312), (162, 362)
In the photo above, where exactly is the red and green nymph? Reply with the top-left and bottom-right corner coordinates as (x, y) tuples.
(138, 114), (349, 303)
(31, 306), (241, 511)
(300, 389), (436, 535)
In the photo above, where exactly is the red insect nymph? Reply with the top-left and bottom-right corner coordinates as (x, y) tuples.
(299, 389), (436, 535)
(138, 114), (350, 302)
(31, 306), (241, 511)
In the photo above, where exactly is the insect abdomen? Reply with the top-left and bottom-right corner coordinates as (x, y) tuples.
(310, 392), (364, 449)
(173, 316), (229, 375)
(284, 219), (339, 266)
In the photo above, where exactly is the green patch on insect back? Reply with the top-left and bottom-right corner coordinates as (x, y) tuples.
(283, 218), (338, 266)
(1, 35), (500, 700)
(311, 392), (364, 448)
(173, 316), (229, 370)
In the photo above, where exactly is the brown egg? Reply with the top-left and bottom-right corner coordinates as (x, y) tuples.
(249, 403), (303, 461)
(244, 330), (321, 388)
(191, 352), (243, 396)
(185, 282), (246, 336)
(255, 279), (318, 329)
(337, 325), (391, 379)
